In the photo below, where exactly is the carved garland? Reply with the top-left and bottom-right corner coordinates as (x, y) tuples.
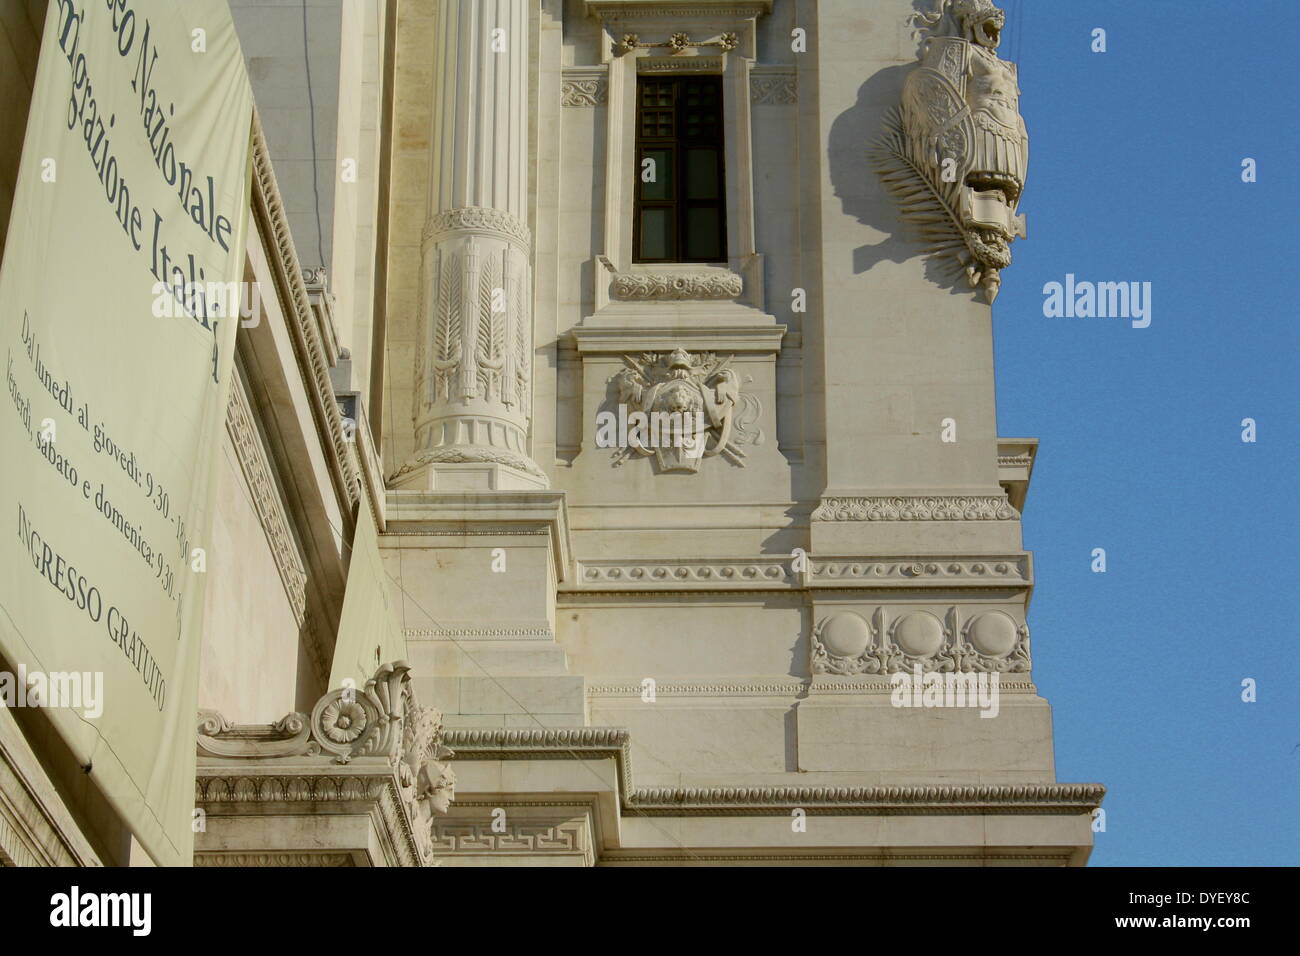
(617, 32), (738, 54)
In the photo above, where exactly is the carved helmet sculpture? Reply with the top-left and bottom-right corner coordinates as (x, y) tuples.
(873, 0), (1028, 302)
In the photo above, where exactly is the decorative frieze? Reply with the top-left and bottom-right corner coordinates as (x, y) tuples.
(578, 557), (794, 588)
(403, 626), (555, 641)
(196, 853), (355, 867)
(588, 678), (807, 698)
(610, 270), (743, 300)
(430, 821), (586, 853)
(422, 206), (532, 248)
(560, 77), (608, 107)
(810, 555), (1029, 586)
(635, 55), (725, 73)
(569, 554), (1030, 591)
(617, 31), (738, 54)
(225, 370), (308, 625)
(810, 607), (1031, 677)
(750, 72), (796, 104)
(812, 495), (1019, 521)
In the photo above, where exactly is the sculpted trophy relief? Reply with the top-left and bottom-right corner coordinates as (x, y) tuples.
(874, 0), (1029, 302)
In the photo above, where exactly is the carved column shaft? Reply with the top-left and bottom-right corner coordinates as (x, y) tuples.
(404, 0), (544, 489)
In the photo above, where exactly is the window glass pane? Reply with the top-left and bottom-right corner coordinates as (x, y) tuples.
(684, 149), (719, 200)
(640, 208), (672, 260)
(640, 149), (672, 201)
(685, 207), (722, 260)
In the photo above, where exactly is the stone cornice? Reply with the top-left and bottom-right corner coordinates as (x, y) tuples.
(0, 707), (101, 867)
(194, 766), (423, 868)
(385, 491), (571, 583)
(250, 110), (360, 511)
(445, 728), (634, 799)
(443, 728), (1105, 817)
(196, 852), (355, 866)
(571, 324), (786, 355)
(627, 784), (1107, 816)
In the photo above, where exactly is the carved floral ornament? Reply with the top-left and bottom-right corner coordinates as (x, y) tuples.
(872, 0), (1029, 302)
(611, 270), (742, 301)
(811, 608), (1030, 677)
(617, 32), (738, 55)
(197, 662), (455, 863)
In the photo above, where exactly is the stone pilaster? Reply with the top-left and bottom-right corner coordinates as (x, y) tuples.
(394, 0), (545, 491)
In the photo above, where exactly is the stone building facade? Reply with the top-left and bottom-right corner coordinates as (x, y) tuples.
(0, 0), (1103, 866)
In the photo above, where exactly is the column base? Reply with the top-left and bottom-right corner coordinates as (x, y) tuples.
(390, 448), (549, 491)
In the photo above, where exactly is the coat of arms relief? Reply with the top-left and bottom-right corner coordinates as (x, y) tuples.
(603, 348), (763, 473)
(873, 0), (1029, 302)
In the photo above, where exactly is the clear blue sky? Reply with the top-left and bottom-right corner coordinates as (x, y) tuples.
(990, 1), (1300, 865)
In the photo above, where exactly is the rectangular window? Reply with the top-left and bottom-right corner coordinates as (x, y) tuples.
(633, 76), (727, 263)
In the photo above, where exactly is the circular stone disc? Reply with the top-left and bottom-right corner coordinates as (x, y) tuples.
(893, 611), (944, 658)
(819, 611), (871, 658)
(967, 611), (1018, 658)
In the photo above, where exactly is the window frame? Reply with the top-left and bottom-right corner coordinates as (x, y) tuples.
(632, 74), (729, 265)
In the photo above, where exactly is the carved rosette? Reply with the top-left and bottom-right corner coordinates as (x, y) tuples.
(811, 609), (1030, 677)
(873, 0), (1028, 302)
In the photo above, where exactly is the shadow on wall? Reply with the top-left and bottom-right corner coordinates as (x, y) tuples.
(827, 61), (968, 296)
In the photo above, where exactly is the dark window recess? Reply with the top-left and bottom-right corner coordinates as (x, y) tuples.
(633, 76), (727, 263)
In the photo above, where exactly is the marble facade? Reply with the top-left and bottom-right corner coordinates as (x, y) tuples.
(0, 0), (1103, 867)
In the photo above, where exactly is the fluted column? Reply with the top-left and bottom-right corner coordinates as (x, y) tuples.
(396, 0), (545, 491)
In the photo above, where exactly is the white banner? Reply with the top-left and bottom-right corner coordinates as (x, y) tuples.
(0, 0), (253, 866)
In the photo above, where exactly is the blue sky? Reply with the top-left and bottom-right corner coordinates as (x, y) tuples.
(990, 1), (1300, 865)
